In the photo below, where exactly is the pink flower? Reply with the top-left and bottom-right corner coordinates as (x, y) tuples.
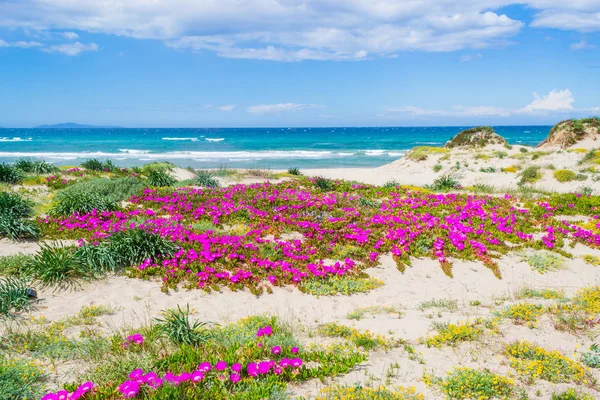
(198, 362), (212, 372)
(271, 346), (281, 355)
(191, 371), (204, 383)
(291, 347), (299, 354)
(291, 358), (302, 368)
(230, 373), (241, 383)
(247, 362), (259, 377)
(215, 360), (227, 371)
(129, 369), (144, 380)
(41, 395), (58, 400)
(57, 390), (69, 400)
(231, 363), (242, 373)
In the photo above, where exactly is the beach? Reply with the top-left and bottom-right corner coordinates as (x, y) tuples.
(2, 121), (600, 399)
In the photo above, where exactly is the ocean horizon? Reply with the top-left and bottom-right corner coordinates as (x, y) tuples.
(0, 126), (551, 169)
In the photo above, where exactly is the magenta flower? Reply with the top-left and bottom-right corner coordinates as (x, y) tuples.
(291, 358), (302, 368)
(129, 369), (144, 380)
(198, 362), (212, 372)
(215, 360), (227, 371)
(247, 362), (259, 377)
(271, 346), (281, 355)
(56, 390), (69, 400)
(191, 370), (204, 383)
(291, 347), (299, 354)
(258, 361), (271, 374)
(231, 363), (242, 373)
(230, 373), (241, 383)
(41, 395), (58, 400)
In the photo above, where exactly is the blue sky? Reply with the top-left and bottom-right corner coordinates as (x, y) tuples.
(0, 1), (599, 128)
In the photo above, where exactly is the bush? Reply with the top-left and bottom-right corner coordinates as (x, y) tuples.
(146, 168), (176, 187)
(553, 170), (577, 182)
(81, 158), (116, 172)
(14, 158), (58, 174)
(106, 228), (177, 267)
(299, 275), (383, 296)
(0, 276), (33, 317)
(426, 174), (460, 191)
(64, 177), (144, 204)
(287, 167), (302, 176)
(520, 147), (529, 153)
(0, 163), (23, 184)
(25, 243), (88, 286)
(552, 389), (593, 400)
(0, 192), (34, 219)
(502, 166), (517, 173)
(154, 305), (213, 346)
(314, 177), (334, 191)
(51, 189), (119, 216)
(0, 356), (46, 399)
(0, 192), (39, 240)
(519, 166), (541, 185)
(194, 170), (220, 188)
(383, 179), (400, 188)
(581, 343), (600, 368)
(433, 164), (442, 172)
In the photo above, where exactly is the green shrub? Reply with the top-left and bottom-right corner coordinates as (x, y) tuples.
(576, 173), (588, 181)
(25, 243), (87, 286)
(519, 166), (541, 185)
(14, 158), (58, 174)
(194, 170), (220, 188)
(0, 163), (23, 184)
(0, 356), (46, 399)
(433, 164), (442, 172)
(553, 170), (577, 182)
(520, 251), (567, 274)
(0, 192), (39, 240)
(384, 179), (400, 188)
(81, 158), (116, 172)
(581, 343), (600, 368)
(426, 174), (460, 191)
(287, 167), (302, 176)
(520, 147), (529, 153)
(51, 189), (118, 216)
(0, 276), (33, 317)
(146, 168), (176, 187)
(155, 305), (213, 346)
(106, 228), (177, 267)
(61, 177), (145, 204)
(314, 177), (334, 191)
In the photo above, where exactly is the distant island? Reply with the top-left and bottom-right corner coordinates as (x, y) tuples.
(34, 123), (122, 129)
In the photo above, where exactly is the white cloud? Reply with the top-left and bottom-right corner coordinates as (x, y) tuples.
(61, 32), (79, 40)
(383, 89), (595, 118)
(42, 42), (99, 56)
(460, 53), (482, 62)
(0, 39), (43, 48)
(570, 39), (597, 50)
(247, 103), (324, 114)
(518, 89), (575, 113)
(2, 1), (600, 60)
(219, 105), (236, 112)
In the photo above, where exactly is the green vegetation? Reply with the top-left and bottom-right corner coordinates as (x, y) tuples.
(554, 169), (577, 182)
(155, 305), (213, 346)
(146, 168), (177, 187)
(194, 170), (221, 188)
(0, 276), (34, 317)
(0, 192), (39, 240)
(518, 166), (542, 185)
(426, 174), (460, 191)
(0, 356), (46, 400)
(445, 126), (507, 149)
(406, 146), (449, 161)
(287, 167), (302, 176)
(424, 367), (514, 400)
(545, 118), (600, 148)
(581, 343), (600, 368)
(299, 275), (383, 296)
(14, 158), (59, 174)
(0, 163), (23, 184)
(520, 251), (567, 274)
(80, 158), (116, 172)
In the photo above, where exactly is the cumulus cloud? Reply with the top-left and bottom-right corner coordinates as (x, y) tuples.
(247, 103), (324, 114)
(1, 1), (600, 60)
(518, 89), (575, 113)
(41, 41), (99, 56)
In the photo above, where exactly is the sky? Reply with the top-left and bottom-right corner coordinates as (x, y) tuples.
(0, 0), (599, 128)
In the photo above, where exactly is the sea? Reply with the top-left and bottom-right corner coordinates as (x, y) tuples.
(0, 126), (551, 169)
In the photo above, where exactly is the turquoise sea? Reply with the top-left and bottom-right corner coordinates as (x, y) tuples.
(0, 126), (551, 169)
